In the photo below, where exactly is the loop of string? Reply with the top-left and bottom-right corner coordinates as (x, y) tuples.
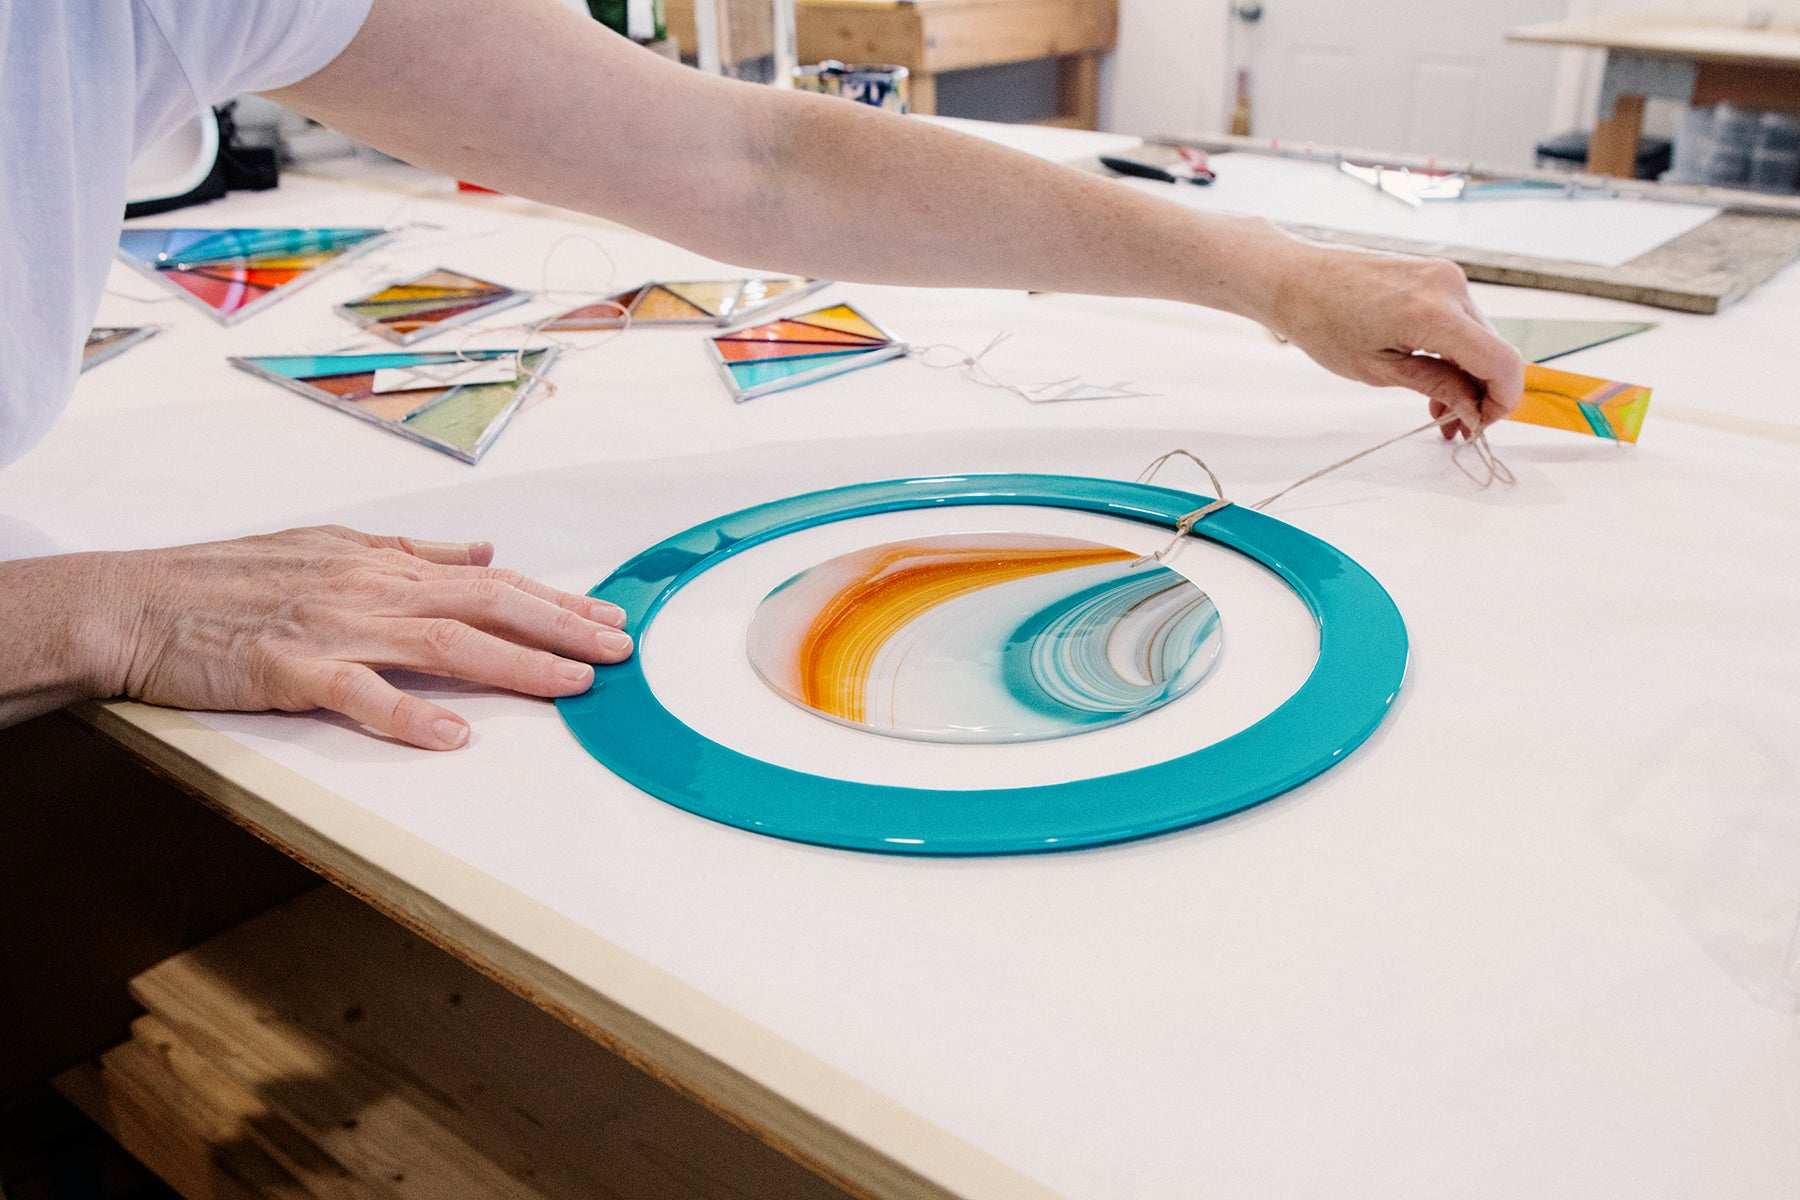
(910, 332), (1069, 404)
(1134, 410), (1513, 565)
(909, 332), (1150, 404)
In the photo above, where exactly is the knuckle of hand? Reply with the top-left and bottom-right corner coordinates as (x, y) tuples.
(421, 617), (474, 661)
(318, 666), (367, 713)
(468, 577), (512, 610)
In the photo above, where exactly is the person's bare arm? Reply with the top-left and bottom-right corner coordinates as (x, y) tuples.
(0, 527), (631, 748)
(270, 0), (1522, 431)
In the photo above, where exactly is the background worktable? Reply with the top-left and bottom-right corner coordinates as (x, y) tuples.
(4, 120), (1797, 1199)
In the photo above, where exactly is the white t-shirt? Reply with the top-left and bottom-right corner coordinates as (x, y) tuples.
(0, 0), (373, 468)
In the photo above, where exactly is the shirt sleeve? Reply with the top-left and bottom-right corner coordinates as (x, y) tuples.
(136, 0), (375, 109)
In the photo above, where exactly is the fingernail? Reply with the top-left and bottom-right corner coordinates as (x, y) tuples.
(432, 718), (470, 749)
(556, 660), (595, 685)
(598, 629), (633, 654)
(588, 600), (626, 626)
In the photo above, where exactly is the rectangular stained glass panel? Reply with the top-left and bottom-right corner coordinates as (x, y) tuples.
(1509, 363), (1652, 442)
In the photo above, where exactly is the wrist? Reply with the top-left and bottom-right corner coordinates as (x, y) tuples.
(0, 552), (128, 705)
(1209, 217), (1318, 332)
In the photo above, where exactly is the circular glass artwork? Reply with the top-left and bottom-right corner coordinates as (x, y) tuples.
(556, 473), (1408, 856)
(745, 532), (1223, 743)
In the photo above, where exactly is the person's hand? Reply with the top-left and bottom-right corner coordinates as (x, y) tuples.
(82, 525), (631, 749)
(1257, 240), (1524, 439)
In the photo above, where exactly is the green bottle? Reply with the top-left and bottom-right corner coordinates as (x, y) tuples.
(587, 0), (665, 42)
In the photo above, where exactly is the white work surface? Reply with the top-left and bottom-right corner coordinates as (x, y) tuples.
(6, 138), (1799, 1199)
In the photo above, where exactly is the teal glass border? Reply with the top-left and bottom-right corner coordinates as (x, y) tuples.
(556, 474), (1408, 855)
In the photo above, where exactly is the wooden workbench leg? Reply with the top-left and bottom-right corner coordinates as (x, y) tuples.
(1588, 92), (1646, 177)
(909, 70), (936, 115)
(1056, 53), (1101, 130)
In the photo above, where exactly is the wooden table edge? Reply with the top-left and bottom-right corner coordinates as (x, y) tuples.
(70, 698), (1067, 1200)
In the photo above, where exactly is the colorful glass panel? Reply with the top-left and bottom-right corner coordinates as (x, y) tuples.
(746, 533), (1223, 743)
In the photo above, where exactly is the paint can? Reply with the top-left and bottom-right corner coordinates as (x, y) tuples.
(792, 61), (910, 113)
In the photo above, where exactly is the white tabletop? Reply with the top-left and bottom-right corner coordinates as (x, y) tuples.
(8, 144), (1798, 1199)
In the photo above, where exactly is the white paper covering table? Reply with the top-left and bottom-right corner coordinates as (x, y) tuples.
(6, 149), (1799, 1199)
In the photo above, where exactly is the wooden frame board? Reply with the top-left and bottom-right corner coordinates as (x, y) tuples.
(1154, 134), (1800, 313)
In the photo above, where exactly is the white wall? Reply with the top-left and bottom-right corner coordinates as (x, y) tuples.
(1097, 0), (1232, 138)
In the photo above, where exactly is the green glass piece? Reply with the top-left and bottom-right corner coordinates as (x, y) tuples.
(1490, 318), (1655, 364)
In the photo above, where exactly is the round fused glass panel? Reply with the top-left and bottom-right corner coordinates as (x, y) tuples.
(745, 532), (1223, 743)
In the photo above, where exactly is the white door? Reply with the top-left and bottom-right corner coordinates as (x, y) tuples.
(1236, 0), (1572, 167)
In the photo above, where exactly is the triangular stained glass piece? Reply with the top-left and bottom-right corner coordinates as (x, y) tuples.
(788, 304), (886, 339)
(718, 319), (887, 347)
(1490, 318), (1655, 364)
(118, 227), (389, 322)
(662, 281), (742, 316)
(80, 326), (156, 371)
(630, 286), (715, 322)
(231, 349), (551, 464)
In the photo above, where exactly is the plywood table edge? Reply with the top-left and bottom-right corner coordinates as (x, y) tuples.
(70, 699), (1067, 1200)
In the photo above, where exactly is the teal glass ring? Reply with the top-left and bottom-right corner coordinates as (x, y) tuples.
(556, 475), (1408, 855)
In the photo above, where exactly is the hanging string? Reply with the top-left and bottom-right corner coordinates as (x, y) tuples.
(439, 231), (634, 406)
(910, 332), (1152, 404)
(1134, 409), (1513, 565)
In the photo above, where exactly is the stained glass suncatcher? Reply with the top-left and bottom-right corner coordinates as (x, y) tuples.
(746, 533), (1223, 743)
(707, 303), (905, 401)
(81, 326), (158, 371)
(229, 348), (556, 464)
(557, 474), (1409, 856)
(338, 268), (529, 345)
(116, 227), (390, 324)
(545, 277), (825, 330)
(1510, 362), (1652, 443)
